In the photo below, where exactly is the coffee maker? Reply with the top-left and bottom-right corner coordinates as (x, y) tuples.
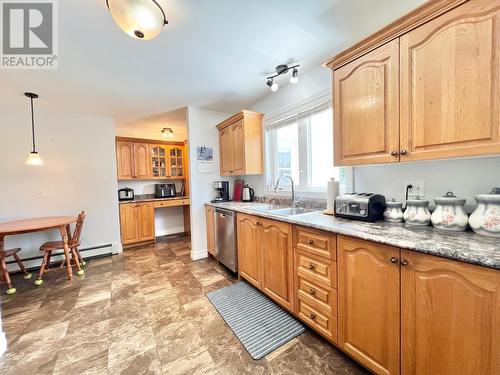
(211, 181), (230, 203)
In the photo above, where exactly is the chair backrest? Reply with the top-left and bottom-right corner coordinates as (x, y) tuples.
(70, 211), (86, 246)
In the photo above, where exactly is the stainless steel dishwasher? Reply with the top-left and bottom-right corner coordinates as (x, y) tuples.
(214, 208), (238, 272)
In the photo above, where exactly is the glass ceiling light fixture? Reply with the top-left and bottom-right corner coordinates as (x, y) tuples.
(161, 127), (174, 138)
(266, 63), (300, 92)
(25, 92), (44, 166)
(106, 0), (168, 40)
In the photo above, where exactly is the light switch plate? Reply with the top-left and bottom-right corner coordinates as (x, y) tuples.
(404, 181), (424, 199)
(37, 190), (46, 199)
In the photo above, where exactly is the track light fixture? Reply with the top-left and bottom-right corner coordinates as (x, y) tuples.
(266, 63), (300, 92)
(161, 127), (174, 138)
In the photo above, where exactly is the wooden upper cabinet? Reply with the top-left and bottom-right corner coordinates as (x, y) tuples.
(334, 39), (400, 166)
(338, 236), (401, 375)
(260, 219), (294, 312)
(401, 250), (500, 375)
(400, 0), (500, 161)
(133, 143), (150, 179)
(116, 141), (134, 180)
(217, 110), (264, 176)
(237, 213), (262, 288)
(328, 0), (500, 166)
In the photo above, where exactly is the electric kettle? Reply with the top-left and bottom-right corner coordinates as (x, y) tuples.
(242, 185), (255, 202)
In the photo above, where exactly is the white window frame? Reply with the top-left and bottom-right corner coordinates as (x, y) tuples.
(264, 92), (353, 198)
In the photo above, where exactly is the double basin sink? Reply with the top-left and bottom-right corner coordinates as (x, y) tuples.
(247, 205), (318, 217)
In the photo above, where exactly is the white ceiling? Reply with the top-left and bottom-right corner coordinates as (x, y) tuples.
(0, 0), (425, 124)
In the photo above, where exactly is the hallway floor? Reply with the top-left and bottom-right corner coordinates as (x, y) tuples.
(0, 234), (368, 374)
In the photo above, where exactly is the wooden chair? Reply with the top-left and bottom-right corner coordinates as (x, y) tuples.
(0, 248), (32, 295)
(35, 211), (86, 286)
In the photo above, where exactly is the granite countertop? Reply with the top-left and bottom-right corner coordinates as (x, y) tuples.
(120, 195), (190, 204)
(206, 201), (500, 270)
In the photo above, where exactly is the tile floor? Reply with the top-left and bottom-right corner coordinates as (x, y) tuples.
(0, 234), (369, 374)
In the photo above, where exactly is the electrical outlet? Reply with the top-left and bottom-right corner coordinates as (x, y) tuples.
(37, 190), (46, 199)
(404, 181), (424, 199)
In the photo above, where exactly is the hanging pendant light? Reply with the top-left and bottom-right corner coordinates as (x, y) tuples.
(25, 92), (44, 166)
(106, 0), (168, 40)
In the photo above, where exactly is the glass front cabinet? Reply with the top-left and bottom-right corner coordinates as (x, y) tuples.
(149, 145), (185, 179)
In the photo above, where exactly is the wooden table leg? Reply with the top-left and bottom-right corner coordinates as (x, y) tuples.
(0, 235), (5, 283)
(59, 225), (73, 280)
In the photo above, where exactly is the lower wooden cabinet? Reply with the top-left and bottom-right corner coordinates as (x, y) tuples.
(401, 250), (500, 375)
(205, 206), (215, 255)
(237, 214), (294, 311)
(119, 203), (155, 245)
(337, 236), (401, 375)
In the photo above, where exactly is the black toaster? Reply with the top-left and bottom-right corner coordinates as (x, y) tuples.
(334, 193), (386, 222)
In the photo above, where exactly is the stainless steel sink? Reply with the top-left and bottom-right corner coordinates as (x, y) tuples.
(247, 205), (278, 213)
(268, 207), (317, 216)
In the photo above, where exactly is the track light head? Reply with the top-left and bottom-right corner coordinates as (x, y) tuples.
(290, 68), (299, 84)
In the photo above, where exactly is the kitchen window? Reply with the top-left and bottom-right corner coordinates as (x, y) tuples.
(266, 97), (351, 195)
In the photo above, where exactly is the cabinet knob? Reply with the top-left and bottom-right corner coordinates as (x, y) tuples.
(390, 256), (398, 264)
(308, 263), (315, 270)
(308, 239), (314, 245)
(256, 221), (261, 226)
(400, 259), (409, 266)
(390, 150), (399, 156)
(400, 149), (408, 155)
(309, 288), (316, 295)
(309, 313), (316, 320)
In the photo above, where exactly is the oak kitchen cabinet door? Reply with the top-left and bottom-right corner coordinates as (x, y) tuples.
(137, 203), (155, 242)
(237, 214), (262, 288)
(260, 218), (294, 312)
(400, 0), (500, 161)
(401, 250), (500, 375)
(338, 236), (401, 375)
(116, 141), (134, 180)
(219, 126), (234, 175)
(231, 119), (245, 175)
(119, 204), (139, 244)
(133, 143), (150, 179)
(333, 39), (400, 166)
(205, 205), (215, 255)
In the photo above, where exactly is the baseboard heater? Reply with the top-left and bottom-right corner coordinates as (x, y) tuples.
(5, 244), (113, 271)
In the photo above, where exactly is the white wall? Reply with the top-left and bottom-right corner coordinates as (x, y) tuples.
(0, 105), (121, 270)
(186, 107), (232, 260)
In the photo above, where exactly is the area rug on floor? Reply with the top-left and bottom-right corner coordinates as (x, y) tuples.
(206, 281), (305, 360)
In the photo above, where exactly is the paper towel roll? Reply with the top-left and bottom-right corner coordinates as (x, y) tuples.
(325, 177), (339, 215)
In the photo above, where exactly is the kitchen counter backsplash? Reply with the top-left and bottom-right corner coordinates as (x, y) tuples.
(206, 201), (500, 270)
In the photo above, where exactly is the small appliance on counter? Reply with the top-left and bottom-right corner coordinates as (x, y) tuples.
(334, 193), (386, 222)
(155, 183), (176, 198)
(211, 181), (230, 203)
(118, 187), (134, 201)
(242, 185), (255, 202)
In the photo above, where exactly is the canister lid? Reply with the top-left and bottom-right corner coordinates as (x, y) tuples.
(434, 191), (466, 206)
(405, 197), (429, 207)
(386, 199), (403, 208)
(475, 187), (500, 203)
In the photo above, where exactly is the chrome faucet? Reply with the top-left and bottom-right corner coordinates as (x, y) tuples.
(273, 174), (297, 207)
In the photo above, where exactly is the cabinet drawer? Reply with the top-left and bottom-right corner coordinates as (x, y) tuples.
(297, 276), (337, 317)
(297, 297), (337, 343)
(153, 199), (190, 208)
(294, 226), (336, 260)
(296, 250), (337, 289)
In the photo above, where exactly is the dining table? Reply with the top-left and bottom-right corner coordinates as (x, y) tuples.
(0, 216), (78, 290)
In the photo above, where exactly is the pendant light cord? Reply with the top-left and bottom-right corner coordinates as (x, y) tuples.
(30, 96), (36, 153)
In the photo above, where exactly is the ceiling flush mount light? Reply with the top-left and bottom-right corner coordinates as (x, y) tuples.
(25, 92), (44, 166)
(106, 0), (168, 40)
(161, 127), (174, 138)
(266, 63), (300, 92)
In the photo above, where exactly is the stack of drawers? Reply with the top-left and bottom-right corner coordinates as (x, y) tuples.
(294, 226), (338, 343)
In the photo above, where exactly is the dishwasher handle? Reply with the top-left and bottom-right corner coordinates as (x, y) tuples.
(215, 208), (234, 217)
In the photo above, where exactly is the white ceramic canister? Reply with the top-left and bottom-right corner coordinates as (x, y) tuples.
(431, 192), (468, 231)
(384, 200), (404, 223)
(403, 198), (431, 226)
(469, 187), (500, 238)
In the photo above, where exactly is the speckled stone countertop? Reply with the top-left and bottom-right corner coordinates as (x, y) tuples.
(120, 195), (189, 204)
(206, 201), (500, 270)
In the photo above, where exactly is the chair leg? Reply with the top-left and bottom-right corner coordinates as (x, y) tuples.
(71, 248), (84, 276)
(1, 258), (15, 294)
(12, 253), (32, 280)
(35, 251), (50, 286)
(74, 246), (85, 266)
